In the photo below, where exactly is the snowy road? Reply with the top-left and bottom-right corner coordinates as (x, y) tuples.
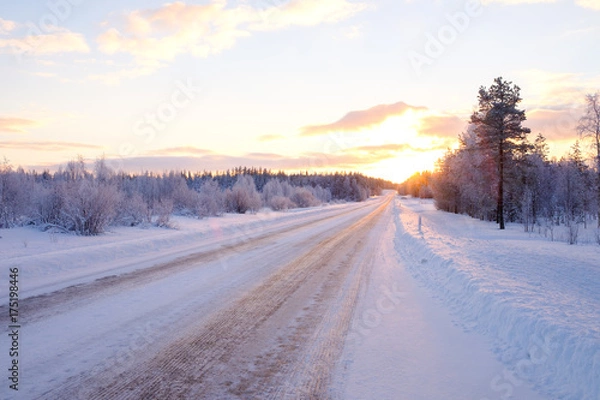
(2, 194), (594, 399)
(3, 196), (390, 399)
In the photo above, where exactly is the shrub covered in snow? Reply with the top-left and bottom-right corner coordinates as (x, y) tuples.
(226, 175), (262, 214)
(61, 180), (121, 235)
(269, 195), (295, 211)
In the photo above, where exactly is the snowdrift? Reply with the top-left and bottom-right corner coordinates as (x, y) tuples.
(394, 198), (600, 400)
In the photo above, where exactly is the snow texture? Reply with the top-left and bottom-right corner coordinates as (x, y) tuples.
(394, 198), (599, 400)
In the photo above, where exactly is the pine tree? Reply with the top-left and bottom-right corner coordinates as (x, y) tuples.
(470, 77), (531, 229)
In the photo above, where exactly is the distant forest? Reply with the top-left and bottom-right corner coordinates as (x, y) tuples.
(0, 161), (395, 235)
(399, 77), (600, 244)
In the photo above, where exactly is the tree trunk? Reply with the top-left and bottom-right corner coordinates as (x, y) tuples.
(498, 140), (505, 230)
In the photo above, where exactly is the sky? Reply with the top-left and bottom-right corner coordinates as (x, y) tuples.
(0, 0), (599, 183)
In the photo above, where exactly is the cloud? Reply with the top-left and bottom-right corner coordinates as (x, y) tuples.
(526, 107), (584, 140)
(348, 142), (448, 155)
(481, 0), (600, 9)
(258, 134), (285, 142)
(0, 18), (17, 35)
(0, 27), (90, 56)
(0, 141), (103, 151)
(574, 0), (600, 10)
(251, 0), (367, 31)
(95, 0), (365, 81)
(301, 101), (426, 136)
(480, 0), (556, 4)
(0, 117), (39, 133)
(511, 69), (600, 140)
(145, 146), (214, 156)
(64, 147), (394, 174)
(418, 114), (467, 138)
(23, 138), (439, 178)
(516, 69), (594, 110)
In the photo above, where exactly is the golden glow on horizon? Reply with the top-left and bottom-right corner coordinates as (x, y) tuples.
(359, 110), (456, 183)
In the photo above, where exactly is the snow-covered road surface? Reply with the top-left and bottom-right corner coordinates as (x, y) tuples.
(3, 197), (391, 398)
(1, 194), (596, 399)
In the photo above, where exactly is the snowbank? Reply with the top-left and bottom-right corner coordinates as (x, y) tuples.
(394, 198), (600, 400)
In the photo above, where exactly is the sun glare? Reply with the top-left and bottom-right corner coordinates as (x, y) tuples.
(361, 110), (451, 183)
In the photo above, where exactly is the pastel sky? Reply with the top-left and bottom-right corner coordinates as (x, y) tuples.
(1, 0), (599, 183)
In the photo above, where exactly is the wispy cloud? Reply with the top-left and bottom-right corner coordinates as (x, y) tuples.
(418, 114), (467, 138)
(574, 0), (600, 10)
(0, 117), (39, 133)
(301, 101), (426, 136)
(480, 0), (556, 4)
(527, 108), (584, 140)
(348, 142), (447, 155)
(0, 26), (90, 56)
(513, 69), (600, 140)
(0, 141), (103, 151)
(481, 0), (600, 9)
(54, 147), (398, 175)
(0, 18), (17, 35)
(258, 134), (285, 142)
(250, 0), (367, 31)
(95, 0), (365, 82)
(145, 146), (214, 156)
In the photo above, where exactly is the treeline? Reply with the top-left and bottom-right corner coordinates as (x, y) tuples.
(401, 78), (600, 244)
(0, 160), (394, 235)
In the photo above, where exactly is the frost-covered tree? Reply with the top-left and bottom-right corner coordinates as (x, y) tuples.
(94, 156), (113, 183)
(262, 179), (284, 206)
(290, 187), (319, 208)
(116, 192), (150, 226)
(577, 92), (600, 227)
(0, 162), (33, 228)
(518, 134), (554, 232)
(61, 180), (121, 235)
(226, 175), (262, 214)
(431, 126), (497, 220)
(197, 179), (225, 217)
(470, 77), (531, 229)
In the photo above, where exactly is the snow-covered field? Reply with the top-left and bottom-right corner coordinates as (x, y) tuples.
(1, 194), (598, 399)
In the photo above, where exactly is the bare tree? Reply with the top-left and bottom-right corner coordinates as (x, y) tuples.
(577, 92), (600, 227)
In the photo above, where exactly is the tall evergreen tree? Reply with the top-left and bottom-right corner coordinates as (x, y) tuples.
(470, 77), (531, 229)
